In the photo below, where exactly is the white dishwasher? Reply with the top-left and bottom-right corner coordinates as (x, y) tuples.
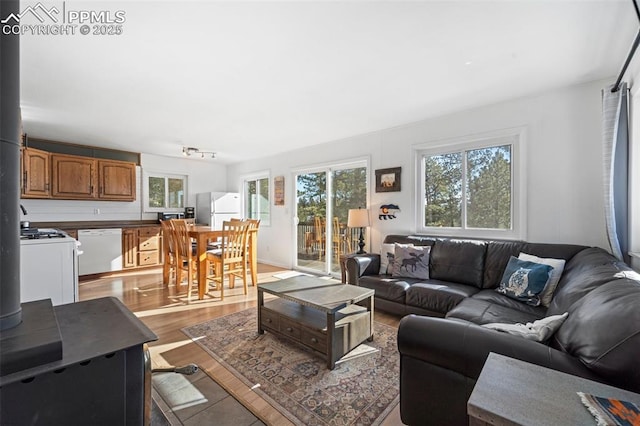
(78, 229), (123, 275)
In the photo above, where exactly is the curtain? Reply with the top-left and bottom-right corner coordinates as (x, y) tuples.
(602, 82), (629, 263)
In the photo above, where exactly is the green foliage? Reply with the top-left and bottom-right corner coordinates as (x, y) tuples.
(466, 146), (511, 229)
(149, 177), (165, 208)
(424, 153), (462, 227)
(424, 145), (511, 229)
(297, 168), (367, 224)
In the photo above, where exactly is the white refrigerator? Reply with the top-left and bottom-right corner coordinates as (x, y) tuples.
(196, 192), (241, 229)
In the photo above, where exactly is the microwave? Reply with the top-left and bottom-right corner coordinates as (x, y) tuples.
(157, 212), (185, 222)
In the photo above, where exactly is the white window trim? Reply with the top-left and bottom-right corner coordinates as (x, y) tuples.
(240, 170), (271, 226)
(142, 169), (189, 213)
(414, 127), (527, 240)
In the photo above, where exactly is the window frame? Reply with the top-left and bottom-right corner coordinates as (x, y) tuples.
(142, 170), (188, 213)
(414, 127), (527, 240)
(242, 171), (271, 226)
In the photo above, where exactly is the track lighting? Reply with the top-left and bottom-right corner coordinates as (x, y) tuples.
(182, 146), (216, 159)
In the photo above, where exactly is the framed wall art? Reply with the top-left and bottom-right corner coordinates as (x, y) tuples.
(375, 167), (401, 192)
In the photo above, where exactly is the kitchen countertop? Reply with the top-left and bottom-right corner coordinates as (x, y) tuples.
(30, 220), (160, 230)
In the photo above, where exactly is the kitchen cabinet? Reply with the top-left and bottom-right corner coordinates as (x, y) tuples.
(23, 150), (136, 201)
(138, 227), (161, 266)
(122, 229), (137, 269)
(21, 147), (50, 198)
(98, 160), (136, 201)
(121, 226), (161, 269)
(51, 153), (97, 199)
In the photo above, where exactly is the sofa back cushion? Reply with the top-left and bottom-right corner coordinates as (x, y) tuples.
(547, 247), (632, 316)
(383, 234), (437, 247)
(483, 241), (527, 289)
(551, 278), (640, 392)
(430, 239), (486, 288)
(483, 241), (586, 290)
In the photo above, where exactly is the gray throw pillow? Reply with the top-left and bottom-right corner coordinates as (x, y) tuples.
(391, 244), (430, 279)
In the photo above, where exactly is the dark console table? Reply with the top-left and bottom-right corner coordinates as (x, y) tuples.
(0, 297), (157, 425)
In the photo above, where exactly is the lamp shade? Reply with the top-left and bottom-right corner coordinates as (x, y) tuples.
(347, 209), (370, 228)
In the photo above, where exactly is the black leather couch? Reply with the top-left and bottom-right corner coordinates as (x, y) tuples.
(345, 235), (640, 425)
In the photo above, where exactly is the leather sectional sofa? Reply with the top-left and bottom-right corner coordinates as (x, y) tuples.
(345, 234), (640, 425)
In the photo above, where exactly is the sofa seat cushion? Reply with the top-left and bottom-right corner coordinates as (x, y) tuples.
(471, 290), (547, 317)
(358, 275), (410, 303)
(446, 298), (544, 326)
(405, 280), (480, 315)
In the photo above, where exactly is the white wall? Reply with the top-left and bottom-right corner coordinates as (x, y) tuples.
(139, 153), (228, 220)
(20, 153), (227, 223)
(227, 79), (611, 269)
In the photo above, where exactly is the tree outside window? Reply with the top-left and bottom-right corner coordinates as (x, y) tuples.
(144, 172), (187, 211)
(422, 138), (515, 235)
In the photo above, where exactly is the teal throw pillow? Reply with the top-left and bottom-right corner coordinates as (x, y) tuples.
(497, 256), (553, 306)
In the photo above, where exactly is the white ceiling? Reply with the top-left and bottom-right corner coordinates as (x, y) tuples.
(20, 1), (638, 164)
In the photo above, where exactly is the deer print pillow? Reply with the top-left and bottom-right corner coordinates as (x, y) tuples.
(391, 244), (431, 279)
(496, 256), (554, 306)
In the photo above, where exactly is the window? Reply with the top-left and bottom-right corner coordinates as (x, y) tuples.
(417, 130), (525, 239)
(143, 171), (187, 212)
(244, 174), (270, 225)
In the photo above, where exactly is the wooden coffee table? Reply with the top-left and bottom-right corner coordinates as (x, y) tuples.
(257, 275), (375, 369)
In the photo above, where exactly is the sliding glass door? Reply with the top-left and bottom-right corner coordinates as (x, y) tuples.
(295, 161), (368, 275)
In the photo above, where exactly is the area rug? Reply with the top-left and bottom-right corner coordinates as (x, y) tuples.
(182, 308), (399, 426)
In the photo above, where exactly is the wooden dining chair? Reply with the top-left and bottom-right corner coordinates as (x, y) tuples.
(243, 218), (260, 286)
(332, 216), (343, 263)
(314, 216), (326, 260)
(159, 220), (177, 286)
(205, 220), (251, 300)
(170, 219), (198, 301)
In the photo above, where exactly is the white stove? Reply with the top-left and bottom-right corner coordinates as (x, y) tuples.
(20, 229), (80, 306)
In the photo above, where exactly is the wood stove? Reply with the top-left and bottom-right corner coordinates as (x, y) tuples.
(0, 297), (157, 425)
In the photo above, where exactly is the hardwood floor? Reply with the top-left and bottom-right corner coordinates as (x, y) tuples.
(79, 265), (404, 425)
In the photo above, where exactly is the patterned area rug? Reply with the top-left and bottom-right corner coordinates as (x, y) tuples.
(182, 308), (399, 426)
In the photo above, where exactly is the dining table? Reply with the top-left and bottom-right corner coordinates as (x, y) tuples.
(188, 225), (258, 300)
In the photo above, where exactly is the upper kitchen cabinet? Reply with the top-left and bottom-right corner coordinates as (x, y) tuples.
(98, 159), (136, 201)
(20, 140), (138, 202)
(21, 147), (51, 198)
(51, 153), (97, 199)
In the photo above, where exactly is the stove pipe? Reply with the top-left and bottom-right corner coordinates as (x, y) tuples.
(0, 0), (23, 330)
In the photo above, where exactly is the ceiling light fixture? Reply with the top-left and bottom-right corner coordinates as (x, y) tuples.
(182, 146), (216, 159)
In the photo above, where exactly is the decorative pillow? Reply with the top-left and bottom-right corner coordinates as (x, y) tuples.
(496, 256), (553, 306)
(379, 243), (397, 275)
(482, 312), (569, 342)
(391, 244), (430, 279)
(518, 252), (566, 307)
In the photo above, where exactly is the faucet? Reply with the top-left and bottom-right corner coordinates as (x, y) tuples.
(20, 204), (27, 216)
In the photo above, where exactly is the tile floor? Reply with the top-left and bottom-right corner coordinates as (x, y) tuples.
(152, 368), (265, 426)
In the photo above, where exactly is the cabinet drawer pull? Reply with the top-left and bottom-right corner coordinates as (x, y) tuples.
(286, 327), (293, 332)
(310, 337), (318, 343)
(265, 318), (272, 323)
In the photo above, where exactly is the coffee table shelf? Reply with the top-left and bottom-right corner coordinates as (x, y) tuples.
(258, 276), (374, 369)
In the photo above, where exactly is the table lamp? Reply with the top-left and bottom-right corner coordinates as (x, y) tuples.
(347, 208), (370, 254)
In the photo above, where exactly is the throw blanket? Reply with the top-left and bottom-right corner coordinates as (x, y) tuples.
(578, 392), (640, 426)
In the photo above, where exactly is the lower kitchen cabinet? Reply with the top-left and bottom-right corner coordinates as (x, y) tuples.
(122, 229), (137, 269)
(122, 226), (161, 269)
